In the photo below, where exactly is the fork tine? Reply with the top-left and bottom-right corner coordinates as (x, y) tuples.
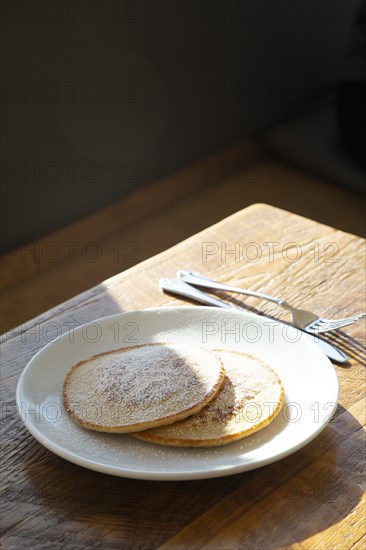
(307, 313), (366, 333)
(320, 313), (365, 325)
(335, 313), (365, 323)
(325, 320), (361, 330)
(310, 317), (364, 333)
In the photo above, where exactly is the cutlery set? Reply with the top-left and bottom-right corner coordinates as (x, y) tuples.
(160, 270), (365, 364)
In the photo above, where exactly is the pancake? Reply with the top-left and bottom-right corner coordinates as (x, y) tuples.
(132, 350), (284, 447)
(63, 343), (225, 433)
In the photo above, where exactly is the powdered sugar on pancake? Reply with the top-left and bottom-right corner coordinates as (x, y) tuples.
(63, 343), (224, 432)
(133, 350), (284, 446)
(94, 347), (208, 407)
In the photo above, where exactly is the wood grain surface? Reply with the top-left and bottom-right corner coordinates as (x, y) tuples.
(1, 204), (365, 550)
(1, 139), (365, 331)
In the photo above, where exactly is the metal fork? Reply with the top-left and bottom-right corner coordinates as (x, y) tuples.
(178, 270), (366, 335)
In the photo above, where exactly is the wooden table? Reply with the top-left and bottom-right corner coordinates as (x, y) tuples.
(1, 204), (365, 550)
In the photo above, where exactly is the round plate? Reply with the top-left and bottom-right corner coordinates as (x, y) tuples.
(16, 307), (338, 480)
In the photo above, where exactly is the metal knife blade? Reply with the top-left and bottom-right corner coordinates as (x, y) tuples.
(160, 277), (348, 364)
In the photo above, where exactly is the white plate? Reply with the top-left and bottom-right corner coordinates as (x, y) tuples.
(16, 307), (338, 480)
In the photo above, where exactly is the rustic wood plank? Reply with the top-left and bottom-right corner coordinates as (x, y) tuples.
(1, 151), (365, 331)
(156, 399), (365, 550)
(1, 204), (365, 550)
(0, 139), (259, 291)
(349, 534), (366, 550)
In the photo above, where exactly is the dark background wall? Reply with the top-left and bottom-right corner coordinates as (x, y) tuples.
(1, 0), (362, 246)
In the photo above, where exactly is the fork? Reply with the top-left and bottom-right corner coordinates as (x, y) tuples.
(178, 270), (366, 335)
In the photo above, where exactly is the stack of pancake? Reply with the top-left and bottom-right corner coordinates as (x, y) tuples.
(63, 343), (284, 447)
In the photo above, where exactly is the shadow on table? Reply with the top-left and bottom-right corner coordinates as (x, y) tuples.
(323, 330), (366, 366)
(20, 405), (363, 549)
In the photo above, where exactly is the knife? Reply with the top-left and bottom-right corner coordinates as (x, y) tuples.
(160, 277), (349, 364)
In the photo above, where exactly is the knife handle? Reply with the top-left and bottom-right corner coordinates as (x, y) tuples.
(160, 278), (234, 309)
(177, 270), (283, 306)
